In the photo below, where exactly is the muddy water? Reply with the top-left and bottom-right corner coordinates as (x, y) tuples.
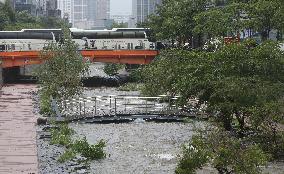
(71, 122), (201, 174)
(70, 86), (200, 174)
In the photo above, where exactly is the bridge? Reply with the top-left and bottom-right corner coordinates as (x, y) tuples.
(0, 49), (158, 85)
(0, 50), (159, 68)
(54, 95), (208, 123)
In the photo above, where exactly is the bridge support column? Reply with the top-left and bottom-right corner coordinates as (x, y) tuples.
(3, 66), (20, 83)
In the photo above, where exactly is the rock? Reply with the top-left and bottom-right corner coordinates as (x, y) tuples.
(68, 161), (78, 166)
(74, 155), (87, 162)
(39, 132), (52, 139)
(42, 125), (60, 131)
(76, 169), (87, 174)
(72, 164), (87, 170)
(37, 117), (48, 125)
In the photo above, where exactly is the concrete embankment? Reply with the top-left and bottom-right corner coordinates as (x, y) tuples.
(0, 84), (38, 174)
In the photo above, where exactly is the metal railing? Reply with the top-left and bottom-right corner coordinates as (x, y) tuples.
(59, 95), (186, 119)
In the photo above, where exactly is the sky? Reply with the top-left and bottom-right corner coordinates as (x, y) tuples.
(110, 0), (132, 16)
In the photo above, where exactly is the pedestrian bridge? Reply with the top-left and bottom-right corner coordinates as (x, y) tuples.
(56, 95), (208, 123)
(0, 50), (159, 68)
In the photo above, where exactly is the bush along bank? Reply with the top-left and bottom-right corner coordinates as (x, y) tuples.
(49, 122), (106, 170)
(142, 41), (284, 174)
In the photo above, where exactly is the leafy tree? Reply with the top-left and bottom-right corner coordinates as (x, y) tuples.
(143, 41), (284, 133)
(146, 0), (209, 47)
(195, 0), (284, 40)
(143, 42), (284, 173)
(36, 28), (89, 114)
(111, 21), (128, 28)
(0, 0), (65, 31)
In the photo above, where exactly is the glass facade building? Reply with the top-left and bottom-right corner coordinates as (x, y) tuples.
(132, 0), (161, 27)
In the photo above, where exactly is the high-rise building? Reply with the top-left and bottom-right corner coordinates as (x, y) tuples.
(57, 0), (71, 22)
(132, 0), (162, 27)
(72, 0), (89, 28)
(57, 0), (110, 29)
(93, 0), (110, 29)
(36, 0), (60, 17)
(14, 0), (37, 16)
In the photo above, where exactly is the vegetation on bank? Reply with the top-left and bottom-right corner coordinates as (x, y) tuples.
(103, 63), (125, 76)
(49, 122), (106, 163)
(142, 41), (284, 173)
(36, 27), (89, 115)
(30, 21), (106, 165)
(141, 0), (284, 173)
(0, 0), (67, 31)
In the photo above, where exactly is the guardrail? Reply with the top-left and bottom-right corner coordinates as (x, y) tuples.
(59, 95), (189, 120)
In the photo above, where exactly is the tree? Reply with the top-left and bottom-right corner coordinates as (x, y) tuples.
(111, 21), (128, 28)
(194, 0), (284, 40)
(143, 41), (284, 133)
(146, 0), (209, 47)
(36, 28), (89, 115)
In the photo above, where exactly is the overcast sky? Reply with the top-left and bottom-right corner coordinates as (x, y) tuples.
(110, 0), (132, 16)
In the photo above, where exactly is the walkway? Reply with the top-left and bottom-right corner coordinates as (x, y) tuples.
(0, 84), (38, 174)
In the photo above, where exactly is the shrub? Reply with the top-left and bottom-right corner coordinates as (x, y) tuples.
(176, 128), (269, 174)
(50, 123), (74, 146)
(104, 63), (125, 76)
(58, 149), (76, 163)
(72, 137), (106, 160)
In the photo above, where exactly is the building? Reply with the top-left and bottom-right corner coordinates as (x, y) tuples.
(71, 0), (89, 28)
(57, 0), (71, 22)
(35, 0), (60, 17)
(93, 0), (110, 29)
(14, 0), (37, 16)
(13, 0), (60, 17)
(57, 0), (110, 29)
(132, 0), (162, 27)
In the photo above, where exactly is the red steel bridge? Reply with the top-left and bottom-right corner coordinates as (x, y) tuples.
(0, 50), (159, 68)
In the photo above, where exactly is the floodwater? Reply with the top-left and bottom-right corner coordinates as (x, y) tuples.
(70, 122), (201, 174)
(72, 86), (202, 174)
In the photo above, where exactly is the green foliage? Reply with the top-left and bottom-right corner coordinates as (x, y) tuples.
(39, 90), (54, 116)
(58, 149), (76, 163)
(49, 123), (107, 163)
(36, 28), (89, 112)
(72, 138), (106, 160)
(176, 128), (269, 174)
(50, 123), (74, 146)
(176, 137), (210, 174)
(0, 1), (66, 31)
(118, 83), (144, 91)
(103, 63), (124, 76)
(129, 68), (144, 82)
(143, 41), (284, 132)
(146, 0), (208, 47)
(146, 0), (283, 47)
(111, 21), (128, 28)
